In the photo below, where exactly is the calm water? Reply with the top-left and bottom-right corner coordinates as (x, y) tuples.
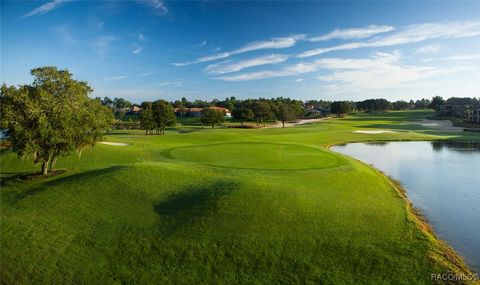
(332, 141), (480, 272)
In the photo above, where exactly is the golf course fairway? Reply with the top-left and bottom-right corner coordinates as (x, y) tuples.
(1, 110), (479, 284)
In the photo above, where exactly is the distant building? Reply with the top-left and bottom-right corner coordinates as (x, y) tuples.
(208, 107), (231, 118)
(439, 98), (474, 117)
(307, 107), (330, 117)
(187, 108), (203, 117)
(128, 106), (142, 113)
(465, 105), (480, 123)
(174, 107), (231, 118)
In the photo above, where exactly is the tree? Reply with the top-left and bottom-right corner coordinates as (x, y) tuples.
(253, 101), (273, 126)
(277, 103), (294, 128)
(231, 107), (254, 124)
(113, 97), (131, 110)
(201, 107), (224, 128)
(429, 96), (445, 111)
(140, 102), (155, 135)
(0, 67), (113, 175)
(392, 100), (410, 110)
(415, 98), (431, 109)
(330, 101), (352, 117)
(152, 100), (176, 134)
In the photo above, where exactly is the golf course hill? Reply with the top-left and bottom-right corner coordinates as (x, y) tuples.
(1, 110), (479, 284)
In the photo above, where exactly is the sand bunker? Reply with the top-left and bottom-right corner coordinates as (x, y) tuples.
(354, 130), (395, 134)
(99, 141), (130, 146)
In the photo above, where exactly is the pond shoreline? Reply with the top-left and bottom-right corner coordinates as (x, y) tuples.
(327, 141), (478, 281)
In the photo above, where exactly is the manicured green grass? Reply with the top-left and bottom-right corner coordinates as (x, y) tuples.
(1, 110), (479, 284)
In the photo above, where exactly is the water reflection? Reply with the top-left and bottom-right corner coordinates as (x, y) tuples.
(366, 142), (390, 146)
(431, 141), (480, 152)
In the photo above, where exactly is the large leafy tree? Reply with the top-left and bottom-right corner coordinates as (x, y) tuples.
(429, 96), (445, 111)
(140, 102), (155, 135)
(277, 103), (294, 128)
(330, 101), (353, 117)
(253, 101), (273, 126)
(0, 67), (113, 175)
(201, 107), (224, 128)
(231, 107), (254, 124)
(152, 100), (176, 134)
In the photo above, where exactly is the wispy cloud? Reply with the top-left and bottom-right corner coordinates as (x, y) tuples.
(139, 34), (145, 41)
(141, 72), (153, 76)
(139, 0), (167, 14)
(53, 24), (76, 45)
(316, 51), (473, 92)
(133, 46), (143, 54)
(21, 0), (69, 18)
(174, 35), (305, 66)
(414, 44), (442, 54)
(298, 20), (480, 58)
(204, 54), (289, 75)
(295, 78), (304, 83)
(198, 40), (208, 47)
(217, 61), (320, 81)
(91, 35), (116, 56)
(309, 25), (394, 41)
(104, 76), (128, 81)
(423, 54), (480, 62)
(216, 50), (472, 83)
(158, 80), (183, 87)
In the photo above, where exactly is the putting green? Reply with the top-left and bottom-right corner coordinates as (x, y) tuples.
(165, 142), (346, 170)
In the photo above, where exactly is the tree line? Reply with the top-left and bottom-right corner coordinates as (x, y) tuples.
(103, 95), (460, 122)
(107, 97), (306, 129)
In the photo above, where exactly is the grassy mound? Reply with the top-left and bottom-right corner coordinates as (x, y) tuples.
(164, 142), (346, 170)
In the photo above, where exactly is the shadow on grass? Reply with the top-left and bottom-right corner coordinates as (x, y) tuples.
(107, 130), (142, 135)
(13, 166), (128, 201)
(154, 180), (240, 236)
(0, 172), (30, 186)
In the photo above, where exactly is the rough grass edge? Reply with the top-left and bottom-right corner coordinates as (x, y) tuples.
(381, 170), (478, 285)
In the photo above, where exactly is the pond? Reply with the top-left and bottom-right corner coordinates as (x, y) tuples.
(331, 141), (480, 272)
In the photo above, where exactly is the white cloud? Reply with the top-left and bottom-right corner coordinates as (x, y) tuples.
(91, 36), (116, 56)
(198, 40), (208, 47)
(21, 0), (69, 18)
(133, 46), (143, 54)
(174, 35), (305, 66)
(158, 80), (183, 87)
(298, 20), (480, 58)
(415, 44), (442, 54)
(296, 78), (304, 83)
(216, 50), (472, 84)
(141, 72), (153, 76)
(204, 54), (289, 75)
(54, 24), (76, 45)
(315, 50), (401, 69)
(104, 76), (128, 81)
(316, 52), (474, 92)
(309, 25), (394, 41)
(139, 34), (145, 41)
(423, 54), (480, 62)
(217, 61), (320, 81)
(139, 0), (167, 13)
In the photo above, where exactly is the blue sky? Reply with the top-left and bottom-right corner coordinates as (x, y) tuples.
(2, 1), (480, 103)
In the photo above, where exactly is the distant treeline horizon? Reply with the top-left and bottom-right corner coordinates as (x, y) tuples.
(97, 95), (480, 114)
